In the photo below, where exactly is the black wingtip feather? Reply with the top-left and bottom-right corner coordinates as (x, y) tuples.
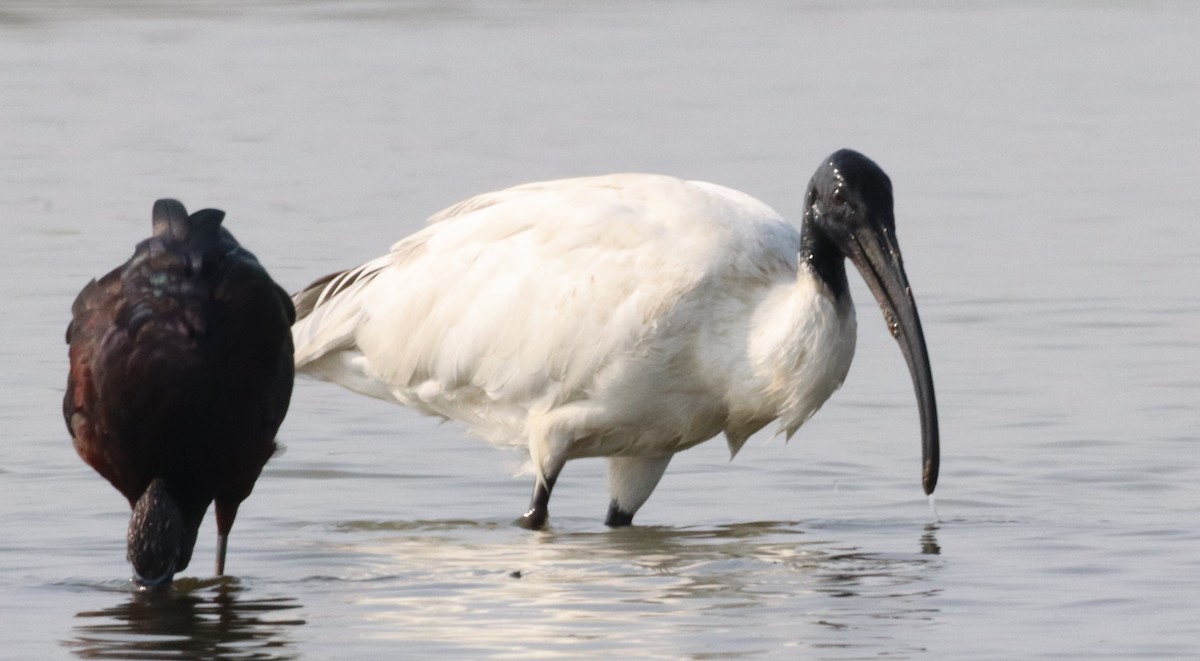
(150, 199), (226, 247)
(151, 199), (189, 240)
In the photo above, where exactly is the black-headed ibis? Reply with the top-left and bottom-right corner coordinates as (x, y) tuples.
(290, 150), (938, 529)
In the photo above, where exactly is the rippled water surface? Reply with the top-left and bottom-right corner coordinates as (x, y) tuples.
(3, 1), (1199, 658)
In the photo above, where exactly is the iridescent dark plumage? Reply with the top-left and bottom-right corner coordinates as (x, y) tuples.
(65, 199), (295, 587)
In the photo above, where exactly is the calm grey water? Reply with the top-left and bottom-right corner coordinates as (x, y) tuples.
(3, 1), (1199, 658)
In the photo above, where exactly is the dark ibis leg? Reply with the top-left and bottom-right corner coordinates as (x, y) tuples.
(516, 474), (557, 530)
(604, 455), (672, 528)
(216, 534), (228, 576)
(214, 500), (240, 576)
(605, 501), (635, 527)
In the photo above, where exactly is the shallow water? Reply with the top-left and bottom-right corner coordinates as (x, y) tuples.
(3, 1), (1199, 658)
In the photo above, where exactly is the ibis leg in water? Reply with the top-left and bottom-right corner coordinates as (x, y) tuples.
(65, 199), (295, 586)
(291, 149), (939, 529)
(518, 475), (556, 530)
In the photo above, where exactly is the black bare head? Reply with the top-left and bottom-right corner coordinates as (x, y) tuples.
(802, 149), (940, 496)
(802, 150), (895, 261)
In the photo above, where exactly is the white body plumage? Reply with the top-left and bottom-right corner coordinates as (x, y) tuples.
(293, 173), (861, 521)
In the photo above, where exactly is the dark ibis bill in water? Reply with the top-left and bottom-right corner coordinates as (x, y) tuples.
(851, 225), (940, 495)
(812, 150), (940, 496)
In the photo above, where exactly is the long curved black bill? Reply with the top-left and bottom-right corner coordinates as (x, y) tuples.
(847, 224), (940, 495)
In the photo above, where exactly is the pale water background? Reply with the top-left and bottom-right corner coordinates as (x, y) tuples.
(2, 1), (1199, 658)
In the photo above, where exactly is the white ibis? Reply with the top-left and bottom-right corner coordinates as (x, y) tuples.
(65, 199), (295, 587)
(291, 149), (938, 529)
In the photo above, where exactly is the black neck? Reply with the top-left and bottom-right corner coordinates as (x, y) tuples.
(799, 217), (849, 301)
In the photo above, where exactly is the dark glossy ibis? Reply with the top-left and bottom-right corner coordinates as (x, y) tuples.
(65, 199), (295, 587)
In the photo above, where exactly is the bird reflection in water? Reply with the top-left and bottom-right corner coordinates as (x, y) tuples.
(65, 579), (304, 660)
(921, 524), (942, 556)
